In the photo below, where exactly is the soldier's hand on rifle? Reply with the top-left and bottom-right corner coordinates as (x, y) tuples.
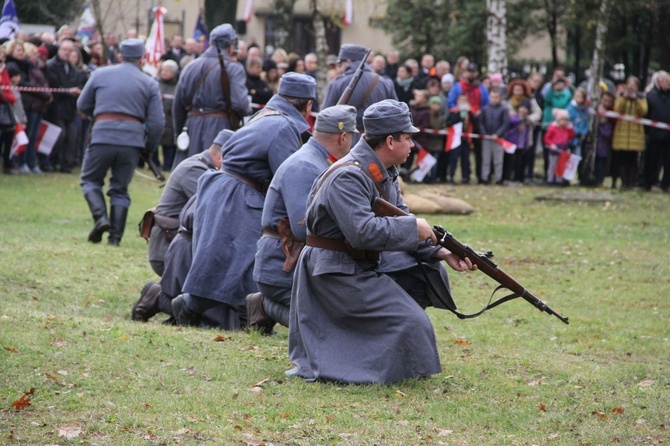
(417, 218), (437, 246)
(435, 247), (477, 272)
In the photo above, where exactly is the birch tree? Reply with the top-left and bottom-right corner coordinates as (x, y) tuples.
(486, 0), (508, 76)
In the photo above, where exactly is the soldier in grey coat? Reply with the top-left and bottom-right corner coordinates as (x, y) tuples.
(78, 39), (165, 246)
(321, 44), (397, 136)
(171, 72), (317, 327)
(248, 105), (358, 333)
(288, 100), (475, 384)
(171, 23), (250, 168)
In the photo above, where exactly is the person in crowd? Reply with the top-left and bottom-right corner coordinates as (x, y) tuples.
(643, 71), (670, 192)
(77, 38), (165, 246)
(372, 54), (386, 77)
(287, 57), (305, 74)
(304, 53), (318, 79)
(157, 59), (179, 171)
(6, 62), (26, 169)
(490, 73), (505, 94)
(322, 44), (397, 137)
(0, 47), (17, 175)
(525, 71), (545, 183)
(479, 88), (509, 184)
(406, 89), (431, 177)
(45, 39), (84, 173)
(247, 56), (273, 109)
(480, 73), (491, 92)
(394, 65), (416, 105)
(414, 53), (434, 88)
(448, 62), (490, 183)
(131, 130), (230, 323)
(543, 109), (575, 185)
(384, 50), (400, 80)
(445, 95), (474, 184)
(453, 56), (470, 82)
(611, 75), (647, 190)
(288, 99), (475, 384)
(171, 72), (316, 327)
(541, 77), (572, 179)
(434, 60), (450, 82)
(503, 99), (532, 184)
(427, 95), (448, 183)
(248, 105), (357, 333)
(271, 48), (289, 65)
(440, 73), (454, 105)
(235, 40), (248, 68)
(69, 47), (90, 166)
(262, 59), (280, 93)
(541, 66), (573, 97)
(161, 34), (185, 65)
(595, 91), (615, 187)
(504, 78), (541, 184)
(104, 33), (120, 64)
(15, 43), (52, 174)
(172, 24), (250, 168)
(567, 87), (590, 157)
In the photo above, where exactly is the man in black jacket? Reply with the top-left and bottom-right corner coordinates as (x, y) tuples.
(644, 72), (670, 192)
(45, 39), (84, 173)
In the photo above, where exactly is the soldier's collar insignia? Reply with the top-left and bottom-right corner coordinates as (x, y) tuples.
(368, 163), (384, 183)
(327, 153), (339, 164)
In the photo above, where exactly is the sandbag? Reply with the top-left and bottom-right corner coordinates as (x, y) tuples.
(403, 194), (442, 214)
(417, 191), (474, 215)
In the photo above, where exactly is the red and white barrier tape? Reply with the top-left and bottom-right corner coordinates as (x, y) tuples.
(596, 109), (670, 130)
(0, 85), (78, 94)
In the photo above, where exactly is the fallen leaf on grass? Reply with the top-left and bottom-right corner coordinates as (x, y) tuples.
(326, 414), (335, 423)
(548, 432), (559, 439)
(528, 379), (543, 386)
(57, 370), (68, 376)
(4, 346), (17, 353)
(213, 335), (231, 342)
(174, 428), (190, 435)
(50, 339), (67, 348)
(538, 404), (547, 412)
(57, 423), (82, 439)
(637, 379), (655, 388)
(253, 377), (270, 387)
(248, 386), (263, 393)
(394, 390), (406, 397)
(454, 338), (471, 346)
(435, 428), (453, 436)
(11, 392), (33, 411)
(187, 416), (199, 422)
(187, 366), (197, 375)
(592, 411), (607, 420)
(612, 406), (624, 414)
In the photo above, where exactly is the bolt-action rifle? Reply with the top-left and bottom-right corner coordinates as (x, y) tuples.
(372, 197), (569, 325)
(336, 48), (373, 105)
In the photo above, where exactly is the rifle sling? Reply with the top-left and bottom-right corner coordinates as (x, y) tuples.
(355, 74), (379, 111)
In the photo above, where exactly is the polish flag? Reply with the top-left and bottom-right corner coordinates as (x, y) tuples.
(496, 137), (517, 154)
(411, 147), (437, 183)
(244, 0), (254, 23)
(444, 122), (462, 152)
(144, 7), (167, 76)
(555, 151), (581, 181)
(343, 0), (353, 26)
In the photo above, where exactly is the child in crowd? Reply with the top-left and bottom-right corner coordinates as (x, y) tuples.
(405, 89), (431, 179)
(446, 95), (473, 184)
(479, 88), (509, 184)
(7, 63), (26, 172)
(427, 95), (447, 182)
(595, 91), (615, 187)
(543, 109), (575, 184)
(567, 87), (590, 157)
(504, 99), (532, 184)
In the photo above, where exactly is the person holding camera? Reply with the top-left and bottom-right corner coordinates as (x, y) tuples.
(611, 76), (647, 190)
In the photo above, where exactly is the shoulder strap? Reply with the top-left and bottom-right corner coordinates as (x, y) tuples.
(187, 61), (218, 112)
(246, 108), (284, 127)
(311, 159), (388, 208)
(356, 74), (380, 110)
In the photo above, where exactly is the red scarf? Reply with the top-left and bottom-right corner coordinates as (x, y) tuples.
(460, 79), (482, 113)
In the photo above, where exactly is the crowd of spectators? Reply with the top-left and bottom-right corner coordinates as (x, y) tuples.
(1, 27), (668, 192)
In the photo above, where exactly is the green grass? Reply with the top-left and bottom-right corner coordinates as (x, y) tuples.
(1, 170), (669, 445)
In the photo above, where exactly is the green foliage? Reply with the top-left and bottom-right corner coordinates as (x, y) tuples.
(15, 0), (84, 27)
(1, 171), (669, 444)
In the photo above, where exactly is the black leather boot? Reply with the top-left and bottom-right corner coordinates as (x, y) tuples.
(131, 282), (162, 322)
(83, 190), (110, 243)
(108, 206), (128, 246)
(246, 293), (276, 334)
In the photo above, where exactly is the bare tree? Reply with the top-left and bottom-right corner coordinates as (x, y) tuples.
(486, 0), (508, 76)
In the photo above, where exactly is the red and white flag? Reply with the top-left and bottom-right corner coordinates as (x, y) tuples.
(243, 0), (254, 23)
(496, 137), (517, 154)
(444, 122), (462, 152)
(10, 122), (28, 157)
(36, 120), (62, 156)
(144, 6), (167, 76)
(343, 0), (353, 26)
(410, 147), (437, 183)
(555, 151), (581, 181)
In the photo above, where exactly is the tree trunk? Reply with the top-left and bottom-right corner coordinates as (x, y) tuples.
(544, 0), (560, 68)
(581, 0), (609, 186)
(486, 0), (508, 76)
(311, 0), (329, 103)
(90, 0), (108, 63)
(274, 0), (297, 51)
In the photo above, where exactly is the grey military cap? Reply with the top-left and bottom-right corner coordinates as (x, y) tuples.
(363, 99), (420, 135)
(210, 23), (237, 48)
(315, 105), (359, 134)
(213, 129), (234, 147)
(337, 44), (367, 63)
(120, 38), (145, 59)
(277, 72), (317, 99)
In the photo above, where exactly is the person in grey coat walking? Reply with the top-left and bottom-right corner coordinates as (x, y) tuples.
(171, 72), (317, 327)
(171, 23), (250, 168)
(288, 99), (475, 384)
(248, 105), (358, 333)
(78, 39), (165, 246)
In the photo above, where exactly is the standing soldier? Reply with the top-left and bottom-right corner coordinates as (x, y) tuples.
(171, 23), (250, 168)
(248, 105), (357, 333)
(78, 38), (165, 246)
(321, 44), (397, 135)
(171, 72), (316, 327)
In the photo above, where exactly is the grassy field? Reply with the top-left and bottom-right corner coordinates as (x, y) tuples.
(1, 169), (669, 445)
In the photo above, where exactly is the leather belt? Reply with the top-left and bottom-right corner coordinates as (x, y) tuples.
(306, 235), (379, 262)
(221, 169), (268, 195)
(94, 112), (142, 123)
(188, 110), (229, 118)
(261, 227), (280, 239)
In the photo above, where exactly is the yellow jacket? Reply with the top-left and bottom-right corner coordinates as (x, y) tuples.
(612, 95), (648, 151)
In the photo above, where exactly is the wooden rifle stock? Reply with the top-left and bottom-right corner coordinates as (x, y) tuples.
(336, 48), (373, 105)
(215, 44), (242, 130)
(141, 151), (165, 182)
(372, 197), (569, 324)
